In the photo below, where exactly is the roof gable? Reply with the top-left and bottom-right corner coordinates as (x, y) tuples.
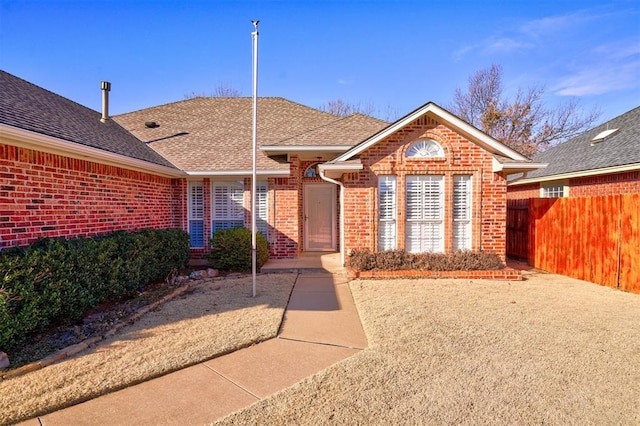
(0, 70), (176, 169)
(332, 102), (530, 163)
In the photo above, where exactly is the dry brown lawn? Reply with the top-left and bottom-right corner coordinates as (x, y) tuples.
(0, 273), (296, 425)
(216, 272), (640, 425)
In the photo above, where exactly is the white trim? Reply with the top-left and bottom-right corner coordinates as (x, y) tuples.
(333, 102), (530, 163)
(318, 161), (363, 179)
(0, 123), (184, 177)
(509, 163), (640, 186)
(492, 158), (547, 173)
(185, 169), (289, 177)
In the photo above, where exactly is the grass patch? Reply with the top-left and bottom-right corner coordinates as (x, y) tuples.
(215, 273), (640, 425)
(0, 273), (296, 425)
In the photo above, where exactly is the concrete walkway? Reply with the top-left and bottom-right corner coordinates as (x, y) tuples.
(22, 254), (366, 425)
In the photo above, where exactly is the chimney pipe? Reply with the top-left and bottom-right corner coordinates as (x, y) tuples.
(100, 81), (111, 123)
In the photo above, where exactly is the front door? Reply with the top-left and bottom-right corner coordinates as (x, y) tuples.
(304, 183), (336, 251)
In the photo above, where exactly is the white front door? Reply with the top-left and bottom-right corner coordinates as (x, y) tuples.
(304, 183), (336, 251)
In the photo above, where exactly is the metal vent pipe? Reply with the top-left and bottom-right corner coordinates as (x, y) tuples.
(100, 81), (111, 123)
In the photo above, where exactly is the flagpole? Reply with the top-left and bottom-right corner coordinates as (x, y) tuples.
(251, 20), (259, 298)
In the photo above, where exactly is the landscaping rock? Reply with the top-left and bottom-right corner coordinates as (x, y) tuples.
(206, 268), (219, 278)
(0, 352), (9, 369)
(189, 270), (205, 280)
(174, 275), (189, 285)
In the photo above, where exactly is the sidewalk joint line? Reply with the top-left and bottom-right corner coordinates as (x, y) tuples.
(202, 363), (262, 401)
(277, 336), (365, 351)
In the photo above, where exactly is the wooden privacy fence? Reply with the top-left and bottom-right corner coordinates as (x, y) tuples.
(507, 194), (640, 294)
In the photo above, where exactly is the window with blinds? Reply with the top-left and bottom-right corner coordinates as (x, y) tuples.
(188, 182), (204, 247)
(257, 181), (268, 238)
(453, 175), (472, 251)
(378, 175), (397, 251)
(406, 175), (444, 253)
(212, 181), (244, 235)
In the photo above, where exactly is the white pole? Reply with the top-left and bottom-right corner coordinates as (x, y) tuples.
(251, 20), (259, 297)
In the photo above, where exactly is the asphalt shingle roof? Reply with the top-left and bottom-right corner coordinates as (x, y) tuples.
(0, 70), (176, 169)
(114, 98), (388, 172)
(526, 106), (640, 179)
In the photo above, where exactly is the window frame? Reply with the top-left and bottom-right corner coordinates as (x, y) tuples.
(211, 181), (245, 235)
(405, 175), (445, 253)
(406, 139), (445, 159)
(541, 183), (568, 198)
(453, 175), (473, 251)
(188, 181), (205, 248)
(256, 181), (268, 238)
(378, 175), (397, 251)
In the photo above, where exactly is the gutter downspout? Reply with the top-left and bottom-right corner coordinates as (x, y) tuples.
(319, 169), (346, 266)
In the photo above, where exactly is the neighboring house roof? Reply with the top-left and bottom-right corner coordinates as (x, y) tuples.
(0, 70), (177, 170)
(510, 106), (640, 185)
(114, 97), (387, 174)
(321, 101), (545, 178)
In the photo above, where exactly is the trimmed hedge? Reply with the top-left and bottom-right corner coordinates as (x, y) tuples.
(348, 249), (504, 272)
(208, 227), (269, 272)
(0, 228), (189, 351)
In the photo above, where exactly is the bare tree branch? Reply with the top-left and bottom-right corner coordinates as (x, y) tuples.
(449, 64), (601, 157)
(184, 82), (242, 99)
(319, 97), (397, 121)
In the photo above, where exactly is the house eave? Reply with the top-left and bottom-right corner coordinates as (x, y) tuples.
(317, 161), (363, 179)
(492, 158), (547, 174)
(508, 163), (640, 186)
(185, 169), (290, 178)
(0, 123), (184, 178)
(260, 145), (352, 161)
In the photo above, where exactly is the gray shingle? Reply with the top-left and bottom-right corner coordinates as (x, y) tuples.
(527, 106), (640, 179)
(0, 70), (176, 169)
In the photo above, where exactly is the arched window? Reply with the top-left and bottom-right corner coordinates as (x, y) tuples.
(406, 139), (444, 159)
(304, 163), (319, 178)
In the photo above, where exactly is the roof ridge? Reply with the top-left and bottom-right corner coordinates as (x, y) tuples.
(275, 114), (361, 144)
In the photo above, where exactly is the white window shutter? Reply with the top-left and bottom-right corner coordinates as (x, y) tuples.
(378, 176), (397, 251)
(188, 182), (204, 247)
(406, 176), (444, 253)
(453, 175), (472, 250)
(257, 181), (268, 238)
(212, 181), (245, 235)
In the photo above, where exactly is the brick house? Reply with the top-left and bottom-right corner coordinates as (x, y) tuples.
(508, 106), (640, 199)
(0, 71), (183, 248)
(116, 99), (541, 264)
(1, 70), (543, 264)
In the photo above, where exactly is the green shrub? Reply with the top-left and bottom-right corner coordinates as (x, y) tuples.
(348, 249), (504, 272)
(0, 228), (189, 351)
(208, 227), (269, 272)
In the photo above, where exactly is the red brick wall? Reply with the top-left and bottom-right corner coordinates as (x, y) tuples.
(0, 143), (176, 248)
(507, 183), (539, 199)
(271, 160), (300, 258)
(569, 171), (640, 196)
(507, 171), (640, 199)
(342, 115), (508, 260)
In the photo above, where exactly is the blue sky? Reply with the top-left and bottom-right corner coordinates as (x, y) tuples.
(1, 0), (638, 122)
